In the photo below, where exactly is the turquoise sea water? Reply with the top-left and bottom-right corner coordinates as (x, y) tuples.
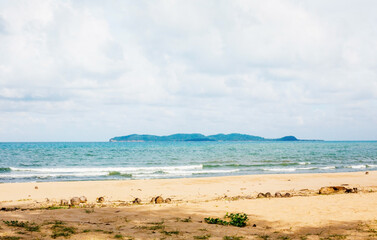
(0, 141), (376, 183)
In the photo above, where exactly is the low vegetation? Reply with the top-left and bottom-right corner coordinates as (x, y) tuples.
(223, 236), (244, 240)
(50, 221), (76, 239)
(204, 212), (248, 227)
(3, 220), (40, 232)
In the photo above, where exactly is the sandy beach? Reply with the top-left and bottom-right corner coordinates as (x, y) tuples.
(1, 171), (376, 239)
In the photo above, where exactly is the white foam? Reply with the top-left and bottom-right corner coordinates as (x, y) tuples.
(347, 165), (366, 169)
(263, 168), (296, 172)
(320, 166), (336, 170)
(9, 165), (203, 173)
(298, 162), (311, 165)
(297, 167), (317, 170)
(1, 165), (242, 179)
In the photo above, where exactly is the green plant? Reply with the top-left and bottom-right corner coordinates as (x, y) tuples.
(204, 217), (229, 226)
(258, 235), (270, 240)
(204, 212), (248, 228)
(114, 234), (123, 239)
(225, 213), (248, 227)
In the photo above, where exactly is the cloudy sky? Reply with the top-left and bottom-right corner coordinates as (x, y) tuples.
(0, 0), (376, 141)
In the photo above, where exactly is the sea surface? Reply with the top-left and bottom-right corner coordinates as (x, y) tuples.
(0, 141), (376, 183)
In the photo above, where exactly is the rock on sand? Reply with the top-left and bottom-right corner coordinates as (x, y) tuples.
(70, 197), (80, 206)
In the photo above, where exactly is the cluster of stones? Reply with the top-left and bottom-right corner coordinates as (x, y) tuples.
(257, 192), (291, 198)
(59, 195), (173, 206)
(60, 196), (87, 206)
(132, 196), (172, 204)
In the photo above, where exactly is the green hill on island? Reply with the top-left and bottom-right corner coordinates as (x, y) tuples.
(109, 134), (301, 142)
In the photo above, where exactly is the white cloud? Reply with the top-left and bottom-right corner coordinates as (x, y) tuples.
(0, 0), (376, 141)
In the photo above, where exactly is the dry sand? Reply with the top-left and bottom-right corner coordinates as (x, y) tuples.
(0, 171), (376, 239)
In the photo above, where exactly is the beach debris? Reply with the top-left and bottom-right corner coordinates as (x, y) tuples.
(155, 196), (164, 204)
(97, 196), (105, 203)
(79, 196), (87, 203)
(164, 198), (172, 203)
(365, 171), (369, 175)
(1, 207), (20, 211)
(346, 188), (358, 193)
(274, 192), (282, 198)
(150, 197), (156, 203)
(257, 193), (265, 198)
(283, 193), (292, 197)
(70, 197), (81, 206)
(133, 198), (142, 204)
(319, 186), (347, 194)
(34, 186), (38, 190)
(265, 192), (272, 198)
(60, 199), (69, 206)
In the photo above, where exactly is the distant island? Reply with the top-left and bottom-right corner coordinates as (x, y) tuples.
(109, 133), (318, 142)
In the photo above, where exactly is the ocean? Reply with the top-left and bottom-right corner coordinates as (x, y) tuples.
(0, 141), (376, 183)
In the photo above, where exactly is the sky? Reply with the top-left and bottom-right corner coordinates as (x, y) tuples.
(0, 0), (377, 141)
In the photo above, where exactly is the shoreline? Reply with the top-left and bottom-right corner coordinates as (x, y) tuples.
(0, 170), (375, 203)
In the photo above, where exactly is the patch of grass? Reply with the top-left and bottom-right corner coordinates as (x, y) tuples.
(51, 224), (76, 239)
(194, 234), (211, 239)
(223, 236), (244, 240)
(0, 237), (22, 240)
(3, 221), (28, 228)
(199, 228), (208, 231)
(82, 229), (91, 233)
(161, 230), (180, 236)
(320, 234), (347, 240)
(204, 212), (248, 228)
(47, 206), (68, 210)
(84, 209), (94, 213)
(181, 217), (192, 222)
(204, 217), (229, 226)
(148, 225), (165, 230)
(114, 234), (123, 239)
(300, 236), (308, 240)
(147, 221), (164, 225)
(3, 220), (40, 232)
(258, 235), (270, 240)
